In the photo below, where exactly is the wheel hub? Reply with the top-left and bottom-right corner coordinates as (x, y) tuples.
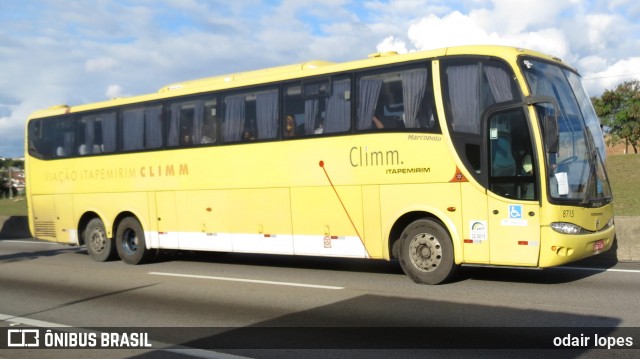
(408, 232), (442, 272)
(89, 230), (106, 253)
(122, 229), (138, 255)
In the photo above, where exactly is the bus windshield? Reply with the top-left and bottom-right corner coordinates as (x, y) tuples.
(521, 58), (612, 206)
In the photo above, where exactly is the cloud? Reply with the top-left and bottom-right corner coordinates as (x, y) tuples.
(407, 11), (503, 49)
(85, 57), (119, 72)
(377, 0), (640, 97)
(581, 57), (640, 96)
(106, 85), (126, 99)
(402, 11), (570, 61)
(472, 0), (575, 34)
(376, 36), (409, 54)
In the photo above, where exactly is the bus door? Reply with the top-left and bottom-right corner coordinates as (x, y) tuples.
(485, 106), (540, 266)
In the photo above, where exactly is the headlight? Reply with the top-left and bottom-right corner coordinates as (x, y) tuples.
(551, 222), (582, 235)
(606, 217), (615, 229)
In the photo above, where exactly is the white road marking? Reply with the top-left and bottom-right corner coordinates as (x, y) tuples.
(555, 266), (640, 274)
(2, 240), (63, 246)
(163, 348), (253, 359)
(149, 271), (345, 290)
(0, 313), (71, 327)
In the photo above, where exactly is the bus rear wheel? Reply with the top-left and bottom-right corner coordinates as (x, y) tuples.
(116, 217), (151, 265)
(85, 218), (117, 262)
(397, 219), (457, 285)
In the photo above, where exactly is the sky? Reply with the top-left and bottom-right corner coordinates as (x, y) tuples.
(1, 0), (640, 158)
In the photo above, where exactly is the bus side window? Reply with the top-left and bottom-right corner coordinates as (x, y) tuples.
(53, 118), (76, 158)
(79, 112), (117, 155)
(123, 106), (161, 151)
(167, 101), (204, 147)
(442, 59), (521, 186)
(284, 84), (318, 136)
(356, 67), (438, 132)
(488, 108), (537, 200)
(167, 99), (218, 147)
(28, 120), (51, 159)
(222, 88), (278, 143)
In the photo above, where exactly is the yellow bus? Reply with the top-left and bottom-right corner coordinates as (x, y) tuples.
(25, 45), (615, 284)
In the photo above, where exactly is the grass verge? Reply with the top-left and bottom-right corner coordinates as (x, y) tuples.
(607, 154), (640, 216)
(0, 197), (27, 217)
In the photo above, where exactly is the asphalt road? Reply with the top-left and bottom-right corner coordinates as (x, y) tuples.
(1, 238), (639, 358)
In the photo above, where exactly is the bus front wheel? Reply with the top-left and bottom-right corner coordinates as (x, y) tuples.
(115, 217), (150, 265)
(85, 218), (117, 262)
(397, 219), (457, 285)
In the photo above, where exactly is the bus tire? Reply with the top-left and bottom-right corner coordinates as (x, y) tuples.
(85, 218), (117, 262)
(397, 219), (457, 285)
(115, 217), (150, 265)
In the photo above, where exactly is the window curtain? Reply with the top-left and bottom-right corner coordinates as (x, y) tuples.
(484, 65), (514, 103)
(304, 98), (320, 135)
(357, 78), (382, 130)
(145, 106), (163, 149)
(304, 83), (321, 135)
(102, 113), (117, 153)
(223, 95), (246, 142)
(447, 65), (480, 134)
(402, 69), (428, 129)
(167, 104), (181, 147)
(63, 131), (74, 156)
(83, 116), (95, 154)
(325, 79), (351, 133)
(256, 91), (278, 139)
(192, 101), (205, 144)
(123, 109), (145, 150)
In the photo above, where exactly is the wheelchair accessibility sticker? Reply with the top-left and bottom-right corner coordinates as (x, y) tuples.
(501, 204), (527, 226)
(509, 205), (522, 219)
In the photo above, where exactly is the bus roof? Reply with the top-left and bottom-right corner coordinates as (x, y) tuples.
(28, 45), (562, 119)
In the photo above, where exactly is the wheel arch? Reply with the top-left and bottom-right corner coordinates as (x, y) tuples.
(77, 211), (104, 245)
(388, 210), (462, 264)
(78, 210), (145, 246)
(112, 211), (140, 238)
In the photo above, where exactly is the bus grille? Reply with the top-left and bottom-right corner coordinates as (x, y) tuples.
(35, 221), (56, 240)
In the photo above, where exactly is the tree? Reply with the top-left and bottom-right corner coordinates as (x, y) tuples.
(592, 80), (640, 154)
(10, 159), (24, 170)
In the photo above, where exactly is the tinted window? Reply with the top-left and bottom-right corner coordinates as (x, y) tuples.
(441, 59), (521, 185)
(356, 66), (439, 132)
(222, 88), (279, 143)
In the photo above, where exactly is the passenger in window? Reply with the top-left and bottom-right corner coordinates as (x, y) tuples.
(201, 125), (215, 144)
(314, 118), (324, 134)
(284, 115), (296, 137)
(241, 130), (256, 142)
(372, 114), (385, 129)
(372, 107), (405, 129)
(514, 142), (533, 176)
(520, 154), (533, 175)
